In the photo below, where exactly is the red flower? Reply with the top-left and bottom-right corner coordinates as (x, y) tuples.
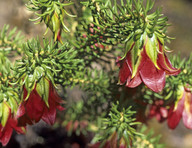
(0, 105), (25, 146)
(167, 85), (192, 129)
(17, 80), (64, 126)
(148, 100), (168, 122)
(117, 34), (180, 92)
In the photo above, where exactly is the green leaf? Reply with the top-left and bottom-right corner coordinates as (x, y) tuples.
(0, 103), (3, 119)
(121, 36), (134, 60)
(130, 42), (140, 78)
(1, 102), (10, 127)
(36, 77), (50, 107)
(145, 34), (159, 68)
(8, 96), (18, 114)
(34, 66), (44, 80)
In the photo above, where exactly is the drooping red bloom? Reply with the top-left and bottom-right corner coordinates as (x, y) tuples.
(0, 108), (25, 146)
(148, 100), (168, 122)
(167, 85), (192, 129)
(117, 34), (180, 92)
(17, 80), (64, 126)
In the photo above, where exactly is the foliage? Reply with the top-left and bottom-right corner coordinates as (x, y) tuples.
(0, 24), (24, 54)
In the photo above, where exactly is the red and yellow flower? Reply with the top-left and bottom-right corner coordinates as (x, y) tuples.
(117, 33), (180, 92)
(0, 102), (25, 146)
(167, 85), (192, 129)
(17, 78), (64, 126)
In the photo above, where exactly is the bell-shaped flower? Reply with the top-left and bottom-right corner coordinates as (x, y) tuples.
(0, 102), (25, 146)
(167, 85), (192, 129)
(117, 33), (180, 92)
(17, 78), (64, 126)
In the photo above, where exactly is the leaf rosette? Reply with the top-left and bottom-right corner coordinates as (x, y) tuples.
(14, 38), (82, 102)
(27, 0), (76, 42)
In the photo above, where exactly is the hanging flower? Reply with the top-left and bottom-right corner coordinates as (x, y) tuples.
(17, 78), (64, 126)
(148, 100), (168, 122)
(167, 85), (192, 129)
(0, 102), (25, 146)
(117, 33), (180, 92)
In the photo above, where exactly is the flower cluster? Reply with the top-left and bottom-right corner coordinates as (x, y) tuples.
(145, 84), (192, 130)
(117, 33), (180, 92)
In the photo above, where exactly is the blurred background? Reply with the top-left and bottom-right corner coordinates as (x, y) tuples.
(0, 0), (192, 148)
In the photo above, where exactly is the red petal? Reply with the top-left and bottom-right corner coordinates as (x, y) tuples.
(157, 43), (180, 75)
(23, 86), (28, 100)
(17, 114), (33, 126)
(182, 92), (192, 129)
(16, 87), (31, 126)
(160, 107), (168, 118)
(125, 49), (148, 88)
(42, 102), (56, 125)
(8, 118), (25, 134)
(16, 102), (26, 118)
(117, 51), (142, 87)
(17, 86), (44, 126)
(139, 58), (166, 92)
(49, 82), (63, 103)
(26, 89), (45, 123)
(118, 57), (132, 85)
(57, 105), (64, 111)
(167, 94), (185, 129)
(126, 71), (142, 87)
(0, 124), (13, 146)
(183, 110), (192, 129)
